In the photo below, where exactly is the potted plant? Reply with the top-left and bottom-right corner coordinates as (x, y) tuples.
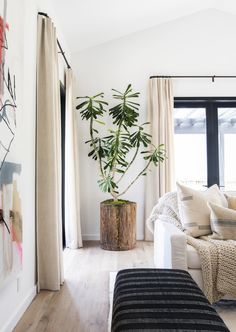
(77, 84), (165, 250)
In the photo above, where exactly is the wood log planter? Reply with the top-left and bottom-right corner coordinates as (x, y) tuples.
(100, 200), (136, 251)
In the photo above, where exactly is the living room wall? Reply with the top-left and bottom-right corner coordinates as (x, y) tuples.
(0, 0), (70, 331)
(72, 9), (236, 241)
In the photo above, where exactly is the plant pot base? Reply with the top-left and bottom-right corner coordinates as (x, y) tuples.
(100, 201), (136, 251)
(100, 243), (136, 251)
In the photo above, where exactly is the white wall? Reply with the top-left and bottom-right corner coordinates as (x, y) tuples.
(72, 9), (236, 241)
(0, 0), (70, 331)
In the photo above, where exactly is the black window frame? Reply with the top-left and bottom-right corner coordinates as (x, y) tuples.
(60, 82), (66, 249)
(174, 97), (236, 188)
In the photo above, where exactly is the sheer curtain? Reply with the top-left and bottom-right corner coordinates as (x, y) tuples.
(145, 78), (175, 240)
(36, 14), (63, 291)
(65, 69), (83, 249)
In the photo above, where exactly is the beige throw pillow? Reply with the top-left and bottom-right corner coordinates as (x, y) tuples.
(224, 194), (236, 210)
(176, 182), (228, 237)
(208, 202), (236, 240)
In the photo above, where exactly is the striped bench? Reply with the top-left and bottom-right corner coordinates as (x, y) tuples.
(111, 268), (229, 332)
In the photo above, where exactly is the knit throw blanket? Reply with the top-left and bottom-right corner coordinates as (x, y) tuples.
(147, 191), (236, 303)
(146, 191), (183, 233)
(187, 236), (236, 303)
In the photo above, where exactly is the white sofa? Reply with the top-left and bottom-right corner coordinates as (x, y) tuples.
(152, 190), (236, 297)
(154, 220), (204, 290)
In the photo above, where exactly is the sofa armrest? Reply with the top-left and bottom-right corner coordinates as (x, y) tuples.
(154, 220), (188, 271)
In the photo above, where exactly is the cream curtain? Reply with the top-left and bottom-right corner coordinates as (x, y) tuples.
(65, 69), (83, 249)
(145, 78), (175, 240)
(36, 15), (64, 291)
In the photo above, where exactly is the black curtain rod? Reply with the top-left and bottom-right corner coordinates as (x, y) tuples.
(38, 12), (71, 69)
(150, 75), (236, 82)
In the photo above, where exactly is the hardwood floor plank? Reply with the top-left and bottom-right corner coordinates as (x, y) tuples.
(14, 241), (154, 332)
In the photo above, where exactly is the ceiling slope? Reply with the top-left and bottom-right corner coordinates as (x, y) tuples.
(50, 0), (235, 52)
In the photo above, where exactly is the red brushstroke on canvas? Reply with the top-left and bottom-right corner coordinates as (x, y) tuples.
(0, 16), (9, 66)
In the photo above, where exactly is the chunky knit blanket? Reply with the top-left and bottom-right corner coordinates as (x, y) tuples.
(147, 191), (236, 303)
(146, 191), (183, 233)
(188, 236), (236, 303)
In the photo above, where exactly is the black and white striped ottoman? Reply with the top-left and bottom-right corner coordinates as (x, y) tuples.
(111, 269), (229, 332)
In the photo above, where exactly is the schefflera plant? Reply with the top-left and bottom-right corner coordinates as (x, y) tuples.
(76, 84), (166, 202)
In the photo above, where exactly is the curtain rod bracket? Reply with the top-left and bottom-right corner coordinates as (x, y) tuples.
(212, 75), (215, 83)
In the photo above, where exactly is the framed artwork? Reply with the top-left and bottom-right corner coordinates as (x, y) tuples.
(0, 0), (22, 287)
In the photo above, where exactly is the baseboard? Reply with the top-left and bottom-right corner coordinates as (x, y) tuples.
(82, 234), (144, 241)
(1, 286), (37, 332)
(82, 234), (100, 241)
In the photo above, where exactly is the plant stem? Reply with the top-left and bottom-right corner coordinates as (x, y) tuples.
(117, 159), (152, 198)
(108, 98), (125, 179)
(117, 145), (139, 184)
(111, 123), (122, 177)
(111, 191), (118, 201)
(90, 116), (104, 178)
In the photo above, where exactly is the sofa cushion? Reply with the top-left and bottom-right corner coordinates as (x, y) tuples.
(208, 202), (236, 240)
(176, 182), (227, 237)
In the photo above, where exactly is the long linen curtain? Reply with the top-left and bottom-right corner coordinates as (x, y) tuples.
(36, 15), (64, 291)
(145, 78), (175, 240)
(65, 69), (83, 249)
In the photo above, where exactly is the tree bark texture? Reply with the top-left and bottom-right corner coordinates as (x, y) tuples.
(100, 201), (136, 250)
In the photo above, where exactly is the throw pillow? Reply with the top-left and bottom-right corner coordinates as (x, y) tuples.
(176, 182), (228, 237)
(208, 202), (236, 240)
(224, 194), (236, 210)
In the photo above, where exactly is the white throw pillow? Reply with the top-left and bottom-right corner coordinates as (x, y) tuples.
(176, 182), (228, 237)
(208, 202), (236, 240)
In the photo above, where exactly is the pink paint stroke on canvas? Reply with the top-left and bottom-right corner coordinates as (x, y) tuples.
(11, 224), (22, 265)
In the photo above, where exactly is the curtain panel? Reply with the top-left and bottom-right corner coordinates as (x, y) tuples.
(36, 15), (64, 291)
(65, 69), (83, 249)
(145, 78), (175, 240)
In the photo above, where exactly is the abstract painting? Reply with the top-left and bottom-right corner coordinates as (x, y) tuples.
(0, 0), (22, 287)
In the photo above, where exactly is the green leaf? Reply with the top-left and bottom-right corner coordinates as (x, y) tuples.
(98, 176), (117, 193)
(95, 120), (105, 125)
(88, 149), (95, 157)
(96, 100), (108, 105)
(76, 101), (89, 110)
(93, 92), (104, 98)
(111, 88), (123, 94)
(140, 150), (151, 154)
(125, 84), (132, 94)
(116, 169), (125, 173)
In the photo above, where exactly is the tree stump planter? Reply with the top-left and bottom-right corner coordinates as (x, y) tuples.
(100, 200), (136, 251)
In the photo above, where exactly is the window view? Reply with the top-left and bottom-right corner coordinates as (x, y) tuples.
(174, 108), (207, 189)
(174, 99), (236, 191)
(218, 108), (236, 191)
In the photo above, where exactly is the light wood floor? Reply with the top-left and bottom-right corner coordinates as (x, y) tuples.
(14, 241), (154, 332)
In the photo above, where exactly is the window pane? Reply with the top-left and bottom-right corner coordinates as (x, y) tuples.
(174, 108), (207, 189)
(218, 108), (236, 191)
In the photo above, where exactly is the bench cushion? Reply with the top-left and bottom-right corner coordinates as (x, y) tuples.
(112, 268), (229, 332)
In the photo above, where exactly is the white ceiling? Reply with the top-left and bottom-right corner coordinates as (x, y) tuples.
(50, 0), (236, 53)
